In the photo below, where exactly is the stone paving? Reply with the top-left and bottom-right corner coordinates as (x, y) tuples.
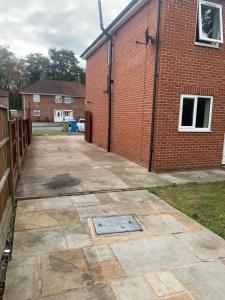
(4, 190), (225, 300)
(3, 136), (225, 300)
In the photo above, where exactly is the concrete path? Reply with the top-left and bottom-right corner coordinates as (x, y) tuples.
(15, 136), (225, 200)
(4, 136), (225, 300)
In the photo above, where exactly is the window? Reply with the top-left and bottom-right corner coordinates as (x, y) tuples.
(179, 95), (213, 132)
(33, 110), (40, 116)
(33, 94), (40, 102)
(196, 1), (223, 46)
(64, 97), (73, 104)
(55, 95), (62, 103)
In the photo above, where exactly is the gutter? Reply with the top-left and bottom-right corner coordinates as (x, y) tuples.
(81, 0), (148, 59)
(149, 0), (161, 172)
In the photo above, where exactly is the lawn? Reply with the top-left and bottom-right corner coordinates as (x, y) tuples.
(32, 129), (63, 136)
(148, 181), (225, 239)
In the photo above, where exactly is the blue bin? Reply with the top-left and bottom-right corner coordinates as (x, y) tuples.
(71, 120), (78, 133)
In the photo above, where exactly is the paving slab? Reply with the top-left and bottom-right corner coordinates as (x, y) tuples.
(145, 271), (185, 297)
(84, 245), (114, 263)
(39, 284), (117, 300)
(110, 235), (200, 276)
(40, 249), (89, 297)
(175, 230), (225, 260)
(139, 214), (188, 235)
(62, 224), (93, 249)
(12, 226), (68, 261)
(3, 261), (39, 300)
(112, 277), (156, 300)
(17, 196), (74, 213)
(175, 262), (225, 300)
(15, 208), (80, 231)
(88, 260), (125, 283)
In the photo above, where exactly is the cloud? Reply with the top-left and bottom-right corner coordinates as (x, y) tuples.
(0, 0), (130, 66)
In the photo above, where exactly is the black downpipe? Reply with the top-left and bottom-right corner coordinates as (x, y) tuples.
(98, 0), (113, 152)
(149, 0), (161, 172)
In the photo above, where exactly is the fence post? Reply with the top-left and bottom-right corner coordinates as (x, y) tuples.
(7, 110), (15, 205)
(16, 118), (21, 178)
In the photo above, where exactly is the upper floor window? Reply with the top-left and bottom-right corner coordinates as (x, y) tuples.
(55, 95), (62, 103)
(33, 110), (40, 116)
(179, 94), (213, 132)
(64, 97), (73, 104)
(33, 94), (40, 102)
(196, 1), (223, 46)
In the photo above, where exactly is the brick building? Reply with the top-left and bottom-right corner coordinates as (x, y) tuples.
(81, 0), (225, 171)
(21, 79), (85, 122)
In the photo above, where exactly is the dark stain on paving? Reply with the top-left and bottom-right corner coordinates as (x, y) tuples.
(45, 174), (81, 189)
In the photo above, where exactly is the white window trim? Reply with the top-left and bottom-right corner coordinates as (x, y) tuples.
(33, 94), (40, 102)
(198, 0), (223, 44)
(55, 95), (62, 103)
(64, 97), (73, 104)
(33, 109), (40, 116)
(178, 94), (213, 132)
(195, 41), (219, 48)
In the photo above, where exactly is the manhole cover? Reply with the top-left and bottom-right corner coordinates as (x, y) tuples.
(92, 215), (142, 235)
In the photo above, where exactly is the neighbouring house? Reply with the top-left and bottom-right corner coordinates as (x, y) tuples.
(81, 0), (225, 171)
(21, 79), (85, 122)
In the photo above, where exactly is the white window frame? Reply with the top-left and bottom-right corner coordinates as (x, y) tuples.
(55, 95), (62, 103)
(179, 94), (213, 132)
(198, 0), (223, 44)
(64, 97), (73, 104)
(33, 94), (40, 102)
(33, 109), (40, 116)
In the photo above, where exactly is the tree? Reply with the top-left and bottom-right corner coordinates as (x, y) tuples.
(47, 48), (82, 81)
(24, 53), (50, 85)
(0, 46), (26, 109)
(0, 46), (26, 91)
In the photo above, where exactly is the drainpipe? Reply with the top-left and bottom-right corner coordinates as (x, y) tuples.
(149, 0), (161, 172)
(98, 0), (113, 152)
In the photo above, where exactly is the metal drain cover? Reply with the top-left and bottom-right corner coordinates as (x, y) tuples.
(92, 215), (142, 235)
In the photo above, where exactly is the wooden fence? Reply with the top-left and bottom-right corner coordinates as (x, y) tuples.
(0, 97), (13, 256)
(9, 118), (31, 186)
(0, 98), (31, 257)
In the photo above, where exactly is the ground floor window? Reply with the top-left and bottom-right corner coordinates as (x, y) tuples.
(179, 95), (213, 132)
(33, 110), (40, 116)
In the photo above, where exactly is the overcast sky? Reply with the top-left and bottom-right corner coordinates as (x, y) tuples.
(0, 0), (130, 66)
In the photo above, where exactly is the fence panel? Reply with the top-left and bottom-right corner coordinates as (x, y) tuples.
(0, 98), (13, 257)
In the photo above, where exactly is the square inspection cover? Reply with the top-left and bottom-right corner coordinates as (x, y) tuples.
(92, 215), (143, 235)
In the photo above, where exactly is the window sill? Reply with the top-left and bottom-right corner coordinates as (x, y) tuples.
(195, 42), (219, 49)
(178, 128), (212, 133)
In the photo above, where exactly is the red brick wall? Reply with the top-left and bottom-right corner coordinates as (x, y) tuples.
(86, 43), (109, 149)
(154, 0), (225, 171)
(85, 0), (225, 171)
(23, 94), (85, 122)
(86, 1), (158, 165)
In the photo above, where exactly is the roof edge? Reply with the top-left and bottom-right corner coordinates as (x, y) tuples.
(81, 0), (149, 59)
(20, 92), (85, 97)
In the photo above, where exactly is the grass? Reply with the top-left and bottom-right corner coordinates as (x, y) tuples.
(148, 181), (225, 239)
(32, 130), (63, 136)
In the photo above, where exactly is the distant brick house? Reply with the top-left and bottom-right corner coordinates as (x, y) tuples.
(21, 79), (85, 122)
(81, 0), (225, 171)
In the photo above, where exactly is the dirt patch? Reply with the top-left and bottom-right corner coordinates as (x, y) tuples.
(45, 174), (81, 189)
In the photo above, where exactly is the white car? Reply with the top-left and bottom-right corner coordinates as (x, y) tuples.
(77, 119), (85, 132)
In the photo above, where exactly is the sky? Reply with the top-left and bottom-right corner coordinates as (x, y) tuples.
(0, 0), (130, 66)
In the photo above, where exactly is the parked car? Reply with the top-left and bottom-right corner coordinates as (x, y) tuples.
(77, 118), (85, 132)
